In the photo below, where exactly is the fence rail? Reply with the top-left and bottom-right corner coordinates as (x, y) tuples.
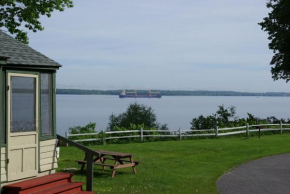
(65, 122), (288, 145)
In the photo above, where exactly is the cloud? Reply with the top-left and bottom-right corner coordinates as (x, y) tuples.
(27, 0), (289, 92)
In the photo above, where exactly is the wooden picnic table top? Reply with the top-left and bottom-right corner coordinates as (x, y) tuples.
(95, 150), (133, 158)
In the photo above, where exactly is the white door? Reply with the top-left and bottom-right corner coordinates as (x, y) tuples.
(7, 73), (39, 181)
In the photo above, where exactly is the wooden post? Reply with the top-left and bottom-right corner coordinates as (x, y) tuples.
(86, 152), (94, 191)
(179, 128), (182, 140)
(246, 123), (249, 137)
(140, 128), (144, 142)
(215, 126), (218, 137)
(280, 120), (283, 134)
(102, 130), (106, 145)
(65, 132), (68, 147)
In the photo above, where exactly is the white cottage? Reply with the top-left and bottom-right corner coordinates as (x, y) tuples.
(0, 32), (91, 193)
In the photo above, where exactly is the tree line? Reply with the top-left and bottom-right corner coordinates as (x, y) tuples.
(57, 89), (290, 97)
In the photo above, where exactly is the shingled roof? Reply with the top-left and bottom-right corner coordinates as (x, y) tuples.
(0, 31), (61, 68)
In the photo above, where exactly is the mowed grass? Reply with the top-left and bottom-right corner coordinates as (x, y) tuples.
(57, 134), (290, 194)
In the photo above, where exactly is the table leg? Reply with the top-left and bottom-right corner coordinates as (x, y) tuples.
(92, 155), (104, 170)
(100, 156), (106, 170)
(111, 159), (119, 178)
(131, 156), (137, 174)
(111, 168), (116, 178)
(80, 154), (87, 172)
(114, 156), (124, 165)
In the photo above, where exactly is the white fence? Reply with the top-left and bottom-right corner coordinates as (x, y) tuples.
(65, 123), (290, 145)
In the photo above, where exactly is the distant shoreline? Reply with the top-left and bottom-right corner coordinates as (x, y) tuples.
(56, 89), (290, 97)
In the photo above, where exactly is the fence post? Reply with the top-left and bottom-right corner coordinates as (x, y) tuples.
(246, 123), (249, 137)
(280, 120), (283, 134)
(102, 130), (106, 145)
(65, 132), (68, 147)
(140, 128), (144, 142)
(179, 128), (182, 140)
(215, 126), (218, 137)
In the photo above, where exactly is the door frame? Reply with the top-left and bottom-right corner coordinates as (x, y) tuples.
(7, 72), (39, 181)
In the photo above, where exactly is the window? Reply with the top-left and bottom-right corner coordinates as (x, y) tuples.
(11, 76), (36, 133)
(41, 73), (53, 136)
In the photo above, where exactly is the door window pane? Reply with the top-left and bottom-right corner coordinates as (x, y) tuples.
(11, 76), (36, 133)
(41, 74), (52, 135)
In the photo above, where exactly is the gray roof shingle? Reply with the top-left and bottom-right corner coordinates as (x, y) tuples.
(0, 31), (61, 67)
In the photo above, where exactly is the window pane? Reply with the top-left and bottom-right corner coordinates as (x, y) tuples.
(41, 74), (52, 135)
(11, 76), (36, 133)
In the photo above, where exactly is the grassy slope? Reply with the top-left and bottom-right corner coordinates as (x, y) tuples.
(57, 134), (290, 194)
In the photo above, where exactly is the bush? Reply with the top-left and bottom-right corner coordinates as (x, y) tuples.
(190, 105), (290, 131)
(107, 102), (159, 130)
(106, 103), (171, 143)
(68, 122), (101, 145)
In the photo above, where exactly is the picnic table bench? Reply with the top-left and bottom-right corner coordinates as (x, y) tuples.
(77, 150), (139, 178)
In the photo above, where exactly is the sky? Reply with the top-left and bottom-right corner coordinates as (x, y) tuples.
(26, 0), (289, 92)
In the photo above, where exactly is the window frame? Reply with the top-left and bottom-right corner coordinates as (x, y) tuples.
(1, 69), (57, 143)
(39, 72), (56, 141)
(5, 70), (40, 145)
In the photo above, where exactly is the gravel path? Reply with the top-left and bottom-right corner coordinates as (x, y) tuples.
(216, 154), (290, 194)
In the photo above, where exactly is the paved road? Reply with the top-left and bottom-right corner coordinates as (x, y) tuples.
(217, 154), (290, 194)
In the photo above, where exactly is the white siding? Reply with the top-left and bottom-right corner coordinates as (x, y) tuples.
(39, 139), (58, 172)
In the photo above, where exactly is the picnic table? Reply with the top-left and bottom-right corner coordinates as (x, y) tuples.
(77, 150), (139, 178)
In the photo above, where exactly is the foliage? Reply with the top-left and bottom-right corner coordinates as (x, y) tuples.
(107, 102), (159, 131)
(158, 123), (169, 131)
(0, 0), (73, 44)
(191, 105), (262, 130)
(191, 115), (217, 130)
(263, 116), (290, 124)
(69, 122), (96, 134)
(68, 122), (100, 145)
(191, 104), (290, 131)
(216, 105), (237, 123)
(112, 123), (145, 132)
(106, 103), (170, 143)
(259, 0), (290, 82)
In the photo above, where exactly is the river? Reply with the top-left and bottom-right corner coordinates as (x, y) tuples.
(56, 95), (290, 135)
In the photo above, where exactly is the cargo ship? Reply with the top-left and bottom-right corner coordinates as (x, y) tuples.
(119, 90), (162, 98)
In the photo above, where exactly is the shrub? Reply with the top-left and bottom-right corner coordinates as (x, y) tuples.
(68, 122), (101, 145)
(190, 105), (290, 133)
(107, 102), (158, 130)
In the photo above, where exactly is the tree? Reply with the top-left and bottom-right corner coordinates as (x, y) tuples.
(107, 102), (160, 131)
(190, 115), (216, 130)
(68, 122), (99, 145)
(259, 0), (290, 82)
(68, 122), (96, 134)
(190, 105), (258, 130)
(0, 0), (73, 44)
(216, 105), (237, 124)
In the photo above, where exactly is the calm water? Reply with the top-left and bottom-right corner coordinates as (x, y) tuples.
(56, 95), (290, 135)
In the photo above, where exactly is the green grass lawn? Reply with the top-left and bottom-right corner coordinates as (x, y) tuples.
(57, 134), (290, 193)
